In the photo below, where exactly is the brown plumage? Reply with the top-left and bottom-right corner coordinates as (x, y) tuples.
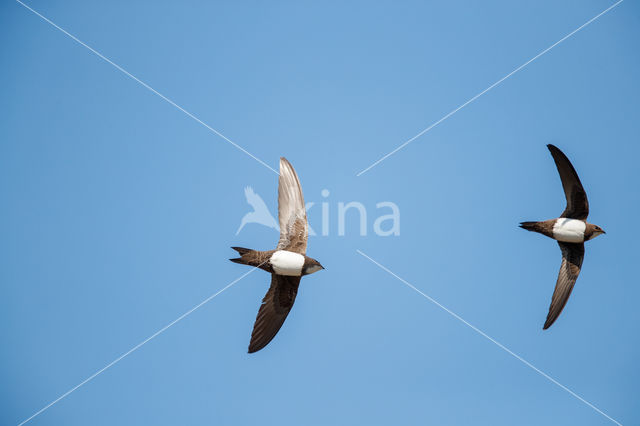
(229, 247), (274, 272)
(519, 220), (555, 238)
(276, 158), (308, 255)
(230, 158), (324, 353)
(544, 242), (584, 329)
(520, 144), (605, 329)
(547, 144), (589, 220)
(249, 274), (301, 353)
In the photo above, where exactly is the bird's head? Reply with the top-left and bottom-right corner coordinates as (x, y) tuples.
(303, 257), (324, 275)
(586, 224), (606, 240)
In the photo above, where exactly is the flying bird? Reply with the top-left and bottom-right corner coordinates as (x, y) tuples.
(520, 144), (605, 329)
(236, 186), (279, 235)
(230, 158), (324, 353)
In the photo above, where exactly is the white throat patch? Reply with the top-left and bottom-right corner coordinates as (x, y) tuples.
(270, 250), (305, 276)
(553, 218), (586, 243)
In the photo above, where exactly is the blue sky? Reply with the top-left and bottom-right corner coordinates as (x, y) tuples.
(1, 1), (639, 425)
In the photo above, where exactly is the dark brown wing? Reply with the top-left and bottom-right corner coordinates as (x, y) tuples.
(547, 144), (589, 220)
(248, 274), (301, 353)
(543, 242), (585, 329)
(276, 158), (308, 254)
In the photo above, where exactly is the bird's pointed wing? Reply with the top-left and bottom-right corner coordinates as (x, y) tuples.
(547, 144), (589, 220)
(543, 242), (585, 329)
(248, 274), (301, 353)
(276, 158), (307, 254)
(245, 186), (269, 212)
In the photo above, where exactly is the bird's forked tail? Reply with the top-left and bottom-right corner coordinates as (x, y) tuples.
(519, 221), (539, 232)
(230, 246), (252, 265)
(229, 247), (267, 268)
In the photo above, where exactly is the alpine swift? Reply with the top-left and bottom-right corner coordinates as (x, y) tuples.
(230, 157), (324, 353)
(520, 144), (605, 329)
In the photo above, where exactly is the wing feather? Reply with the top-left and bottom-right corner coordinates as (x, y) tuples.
(543, 242), (584, 329)
(276, 157), (308, 254)
(248, 274), (301, 353)
(547, 144), (589, 220)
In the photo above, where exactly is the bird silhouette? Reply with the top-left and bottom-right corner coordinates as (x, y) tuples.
(236, 186), (279, 235)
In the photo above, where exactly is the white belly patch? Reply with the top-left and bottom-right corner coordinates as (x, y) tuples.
(270, 250), (305, 276)
(553, 218), (586, 243)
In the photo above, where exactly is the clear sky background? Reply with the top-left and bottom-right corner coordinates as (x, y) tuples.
(1, 1), (639, 425)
